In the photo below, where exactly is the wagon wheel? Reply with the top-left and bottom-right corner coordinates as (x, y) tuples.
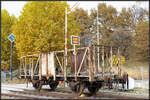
(32, 80), (42, 91)
(69, 82), (85, 96)
(88, 86), (99, 95)
(49, 81), (59, 91)
(88, 82), (102, 95)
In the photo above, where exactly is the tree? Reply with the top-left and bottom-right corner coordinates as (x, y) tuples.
(110, 8), (135, 59)
(129, 4), (149, 60)
(73, 8), (91, 46)
(130, 4), (149, 25)
(133, 20), (149, 60)
(1, 9), (18, 70)
(12, 1), (80, 57)
(110, 27), (133, 59)
(90, 3), (118, 45)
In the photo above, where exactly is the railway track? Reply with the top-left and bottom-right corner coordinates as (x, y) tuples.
(1, 93), (44, 99)
(2, 84), (146, 99)
(39, 88), (146, 99)
(9, 90), (92, 99)
(7, 88), (145, 99)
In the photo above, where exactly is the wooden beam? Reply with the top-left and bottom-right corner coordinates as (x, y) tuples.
(33, 55), (40, 73)
(55, 53), (64, 73)
(102, 46), (104, 77)
(110, 46), (113, 73)
(54, 47), (88, 53)
(77, 48), (88, 75)
(93, 46), (96, 76)
(20, 58), (22, 77)
(118, 47), (121, 76)
(53, 52), (56, 81)
(31, 56), (34, 79)
(21, 54), (39, 58)
(39, 54), (42, 80)
(25, 57), (27, 78)
(88, 47), (92, 82)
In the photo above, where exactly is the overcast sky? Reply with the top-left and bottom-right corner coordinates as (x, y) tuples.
(1, 1), (149, 18)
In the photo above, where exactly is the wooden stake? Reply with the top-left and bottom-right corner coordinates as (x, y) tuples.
(93, 46), (96, 78)
(31, 56), (34, 79)
(25, 57), (27, 79)
(110, 46), (113, 74)
(39, 54), (42, 80)
(77, 48), (88, 75)
(118, 48), (121, 76)
(88, 47), (92, 82)
(102, 46), (104, 77)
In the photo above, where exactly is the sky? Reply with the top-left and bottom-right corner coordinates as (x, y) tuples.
(1, 1), (149, 18)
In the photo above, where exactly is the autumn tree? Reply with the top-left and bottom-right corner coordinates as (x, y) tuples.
(130, 4), (149, 60)
(110, 8), (135, 59)
(73, 8), (91, 46)
(13, 1), (80, 57)
(1, 9), (19, 70)
(90, 3), (118, 46)
(110, 27), (133, 59)
(133, 20), (149, 60)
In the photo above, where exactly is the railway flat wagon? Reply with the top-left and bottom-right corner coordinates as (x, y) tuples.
(19, 45), (129, 96)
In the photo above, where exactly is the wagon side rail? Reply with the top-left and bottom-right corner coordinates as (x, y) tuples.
(19, 54), (41, 79)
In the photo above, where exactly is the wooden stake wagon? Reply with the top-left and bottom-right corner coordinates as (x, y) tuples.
(19, 45), (128, 96)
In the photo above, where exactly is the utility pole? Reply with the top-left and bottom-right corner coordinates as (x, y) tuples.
(97, 6), (100, 72)
(64, 7), (67, 82)
(64, 2), (79, 83)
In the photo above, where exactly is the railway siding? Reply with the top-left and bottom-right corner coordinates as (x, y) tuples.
(1, 83), (148, 99)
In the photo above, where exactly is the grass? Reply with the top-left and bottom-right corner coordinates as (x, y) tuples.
(122, 59), (149, 80)
(5, 78), (27, 84)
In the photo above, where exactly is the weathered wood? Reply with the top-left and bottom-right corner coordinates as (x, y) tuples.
(77, 48), (88, 75)
(21, 54), (39, 58)
(88, 47), (92, 82)
(53, 52), (56, 81)
(29, 58), (31, 75)
(46, 54), (48, 76)
(74, 45), (77, 81)
(23, 59), (25, 75)
(92, 46), (95, 79)
(64, 54), (67, 81)
(106, 52), (109, 72)
(31, 57), (34, 79)
(110, 46), (113, 73)
(39, 55), (42, 80)
(118, 48), (121, 76)
(54, 47), (88, 53)
(25, 57), (27, 78)
(93, 46), (96, 76)
(20, 58), (22, 76)
(55, 53), (64, 73)
(102, 46), (104, 77)
(33, 55), (40, 73)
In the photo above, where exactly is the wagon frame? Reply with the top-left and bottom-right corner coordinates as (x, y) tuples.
(19, 45), (128, 96)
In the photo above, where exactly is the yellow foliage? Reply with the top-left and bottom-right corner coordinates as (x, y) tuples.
(109, 55), (125, 66)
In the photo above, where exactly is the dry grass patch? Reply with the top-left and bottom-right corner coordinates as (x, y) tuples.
(5, 78), (27, 84)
